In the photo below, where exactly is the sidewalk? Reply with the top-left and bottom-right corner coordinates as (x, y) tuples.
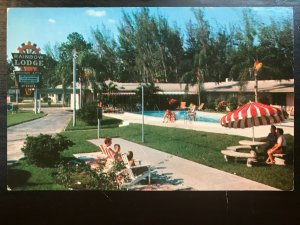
(89, 138), (279, 191)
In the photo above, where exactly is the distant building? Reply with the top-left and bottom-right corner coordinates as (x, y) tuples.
(9, 79), (293, 113)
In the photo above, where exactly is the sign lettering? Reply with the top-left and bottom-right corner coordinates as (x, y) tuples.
(12, 53), (45, 67)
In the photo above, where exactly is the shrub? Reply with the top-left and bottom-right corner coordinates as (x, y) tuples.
(13, 104), (19, 113)
(205, 100), (215, 110)
(239, 94), (254, 106)
(215, 98), (227, 112)
(227, 96), (238, 111)
(259, 95), (270, 105)
(77, 101), (98, 125)
(21, 134), (74, 167)
(54, 160), (126, 190)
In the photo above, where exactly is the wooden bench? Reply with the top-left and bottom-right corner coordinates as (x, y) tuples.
(221, 149), (257, 167)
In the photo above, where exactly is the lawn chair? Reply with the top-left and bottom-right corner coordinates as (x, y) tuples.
(177, 101), (186, 110)
(197, 103), (205, 111)
(100, 144), (115, 159)
(120, 153), (151, 189)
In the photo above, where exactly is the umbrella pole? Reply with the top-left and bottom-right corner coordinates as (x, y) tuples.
(252, 127), (254, 142)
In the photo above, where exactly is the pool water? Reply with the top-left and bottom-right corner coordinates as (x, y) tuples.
(136, 111), (220, 123)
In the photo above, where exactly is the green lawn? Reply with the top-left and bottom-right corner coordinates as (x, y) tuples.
(7, 110), (45, 127)
(8, 159), (66, 190)
(65, 116), (123, 131)
(8, 122), (294, 191)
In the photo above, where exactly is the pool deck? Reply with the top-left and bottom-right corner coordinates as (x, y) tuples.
(105, 111), (294, 139)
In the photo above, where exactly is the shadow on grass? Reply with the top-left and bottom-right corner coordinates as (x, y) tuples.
(7, 168), (31, 188)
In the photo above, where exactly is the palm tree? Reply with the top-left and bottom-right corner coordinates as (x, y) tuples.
(136, 82), (161, 110)
(101, 80), (119, 105)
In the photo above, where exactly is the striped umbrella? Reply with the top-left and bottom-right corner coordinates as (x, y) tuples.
(220, 102), (288, 141)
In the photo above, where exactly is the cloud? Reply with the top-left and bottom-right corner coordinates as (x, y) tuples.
(108, 19), (116, 24)
(48, 18), (56, 23)
(85, 9), (106, 17)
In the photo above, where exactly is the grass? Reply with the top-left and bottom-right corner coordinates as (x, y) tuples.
(65, 116), (123, 131)
(8, 120), (294, 191)
(7, 110), (45, 127)
(8, 159), (66, 190)
(66, 124), (294, 190)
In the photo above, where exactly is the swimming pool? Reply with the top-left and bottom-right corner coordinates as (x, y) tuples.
(135, 111), (220, 123)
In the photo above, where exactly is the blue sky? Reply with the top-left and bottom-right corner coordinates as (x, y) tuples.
(7, 7), (293, 59)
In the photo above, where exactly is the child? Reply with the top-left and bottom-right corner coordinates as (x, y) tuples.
(113, 144), (122, 161)
(127, 151), (136, 166)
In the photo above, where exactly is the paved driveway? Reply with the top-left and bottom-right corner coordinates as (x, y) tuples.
(7, 108), (72, 162)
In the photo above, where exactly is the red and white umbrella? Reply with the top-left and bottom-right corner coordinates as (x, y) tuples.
(220, 102), (288, 141)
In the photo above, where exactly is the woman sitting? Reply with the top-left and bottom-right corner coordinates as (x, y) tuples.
(266, 128), (286, 164)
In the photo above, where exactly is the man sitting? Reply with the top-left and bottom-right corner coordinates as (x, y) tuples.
(263, 125), (278, 159)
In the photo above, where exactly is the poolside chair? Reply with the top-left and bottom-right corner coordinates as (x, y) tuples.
(100, 144), (115, 159)
(120, 153), (151, 189)
(197, 103), (205, 111)
(177, 101), (187, 110)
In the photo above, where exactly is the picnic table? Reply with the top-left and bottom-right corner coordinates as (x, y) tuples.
(221, 140), (266, 167)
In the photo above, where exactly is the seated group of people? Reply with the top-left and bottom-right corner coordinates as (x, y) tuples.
(163, 103), (197, 123)
(265, 125), (287, 164)
(162, 109), (176, 123)
(99, 137), (136, 167)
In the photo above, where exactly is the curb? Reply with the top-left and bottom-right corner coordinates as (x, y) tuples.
(8, 113), (48, 127)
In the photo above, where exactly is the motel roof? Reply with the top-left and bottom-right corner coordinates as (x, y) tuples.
(54, 79), (293, 95)
(108, 79), (294, 95)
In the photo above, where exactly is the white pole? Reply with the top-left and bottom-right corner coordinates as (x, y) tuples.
(98, 119), (100, 139)
(16, 89), (18, 104)
(142, 84), (144, 143)
(73, 49), (77, 127)
(254, 72), (258, 102)
(80, 79), (82, 109)
(34, 88), (38, 114)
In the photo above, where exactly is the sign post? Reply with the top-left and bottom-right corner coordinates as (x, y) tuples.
(97, 106), (102, 139)
(72, 49), (78, 126)
(141, 83), (145, 143)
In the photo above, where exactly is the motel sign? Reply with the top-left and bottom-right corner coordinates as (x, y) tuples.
(12, 53), (45, 67)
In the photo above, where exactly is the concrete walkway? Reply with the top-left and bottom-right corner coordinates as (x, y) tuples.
(105, 111), (294, 139)
(89, 138), (279, 191)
